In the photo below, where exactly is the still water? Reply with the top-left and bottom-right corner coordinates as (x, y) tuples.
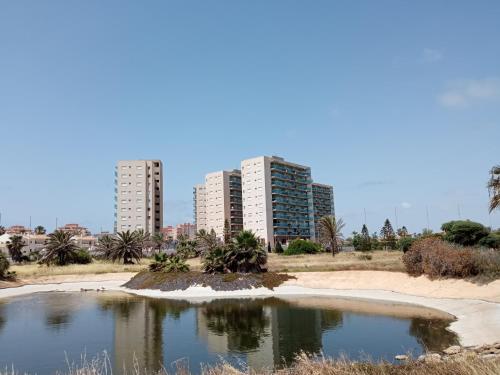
(0, 292), (458, 374)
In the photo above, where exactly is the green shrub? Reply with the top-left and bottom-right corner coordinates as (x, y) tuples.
(149, 252), (170, 272)
(164, 255), (190, 273)
(202, 246), (228, 274)
(70, 249), (92, 264)
(441, 220), (489, 246)
(284, 239), (322, 255)
(0, 253), (10, 278)
(478, 233), (500, 249)
(402, 238), (478, 279)
(398, 237), (416, 253)
(275, 242), (284, 254)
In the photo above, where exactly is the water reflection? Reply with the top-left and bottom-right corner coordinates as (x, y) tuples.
(409, 317), (459, 351)
(0, 293), (459, 375)
(0, 303), (5, 333)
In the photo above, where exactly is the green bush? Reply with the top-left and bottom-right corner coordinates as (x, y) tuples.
(284, 239), (322, 255)
(70, 249), (92, 264)
(275, 242), (284, 254)
(164, 255), (190, 273)
(398, 237), (416, 253)
(441, 220), (489, 246)
(0, 253), (10, 278)
(149, 252), (170, 272)
(478, 233), (500, 249)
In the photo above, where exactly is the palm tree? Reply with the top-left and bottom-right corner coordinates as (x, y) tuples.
(109, 230), (142, 264)
(0, 226), (5, 236)
(195, 229), (218, 257)
(135, 228), (151, 250)
(318, 216), (345, 256)
(151, 232), (165, 253)
(41, 230), (78, 266)
(488, 165), (500, 213)
(34, 226), (46, 235)
(6, 235), (26, 263)
(225, 230), (267, 273)
(95, 234), (115, 259)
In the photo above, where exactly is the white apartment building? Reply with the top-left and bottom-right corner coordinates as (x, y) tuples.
(193, 184), (207, 232)
(193, 170), (243, 239)
(241, 156), (315, 247)
(114, 160), (163, 234)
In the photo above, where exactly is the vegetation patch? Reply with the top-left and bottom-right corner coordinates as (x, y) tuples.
(402, 237), (500, 280)
(124, 271), (295, 291)
(283, 239), (322, 255)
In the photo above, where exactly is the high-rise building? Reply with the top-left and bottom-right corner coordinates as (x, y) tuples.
(114, 160), (163, 234)
(241, 156), (315, 247)
(193, 184), (207, 232)
(311, 183), (335, 239)
(193, 169), (243, 239)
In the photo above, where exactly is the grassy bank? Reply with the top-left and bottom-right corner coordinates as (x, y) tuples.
(7, 251), (403, 279)
(10, 259), (150, 278)
(186, 251), (404, 273)
(5, 355), (499, 375)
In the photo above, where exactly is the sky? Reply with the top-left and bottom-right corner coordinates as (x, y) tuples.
(0, 1), (499, 235)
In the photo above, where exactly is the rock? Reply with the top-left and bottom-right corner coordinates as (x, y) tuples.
(417, 355), (426, 362)
(423, 353), (442, 363)
(443, 345), (461, 355)
(395, 355), (409, 361)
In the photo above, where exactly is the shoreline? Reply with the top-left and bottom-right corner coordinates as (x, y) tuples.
(0, 271), (499, 348)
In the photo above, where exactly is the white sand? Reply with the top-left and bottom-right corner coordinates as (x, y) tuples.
(1, 271), (499, 348)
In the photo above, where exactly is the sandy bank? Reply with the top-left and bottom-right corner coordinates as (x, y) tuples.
(0, 270), (499, 347)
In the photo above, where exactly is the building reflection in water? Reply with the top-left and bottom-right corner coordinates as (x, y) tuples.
(94, 294), (457, 372)
(196, 298), (343, 369)
(98, 294), (190, 373)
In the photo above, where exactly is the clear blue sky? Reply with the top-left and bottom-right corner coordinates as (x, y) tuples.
(0, 1), (499, 235)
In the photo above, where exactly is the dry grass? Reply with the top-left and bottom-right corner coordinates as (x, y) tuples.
(186, 251), (404, 273)
(10, 259), (151, 278)
(266, 251), (404, 273)
(3, 353), (498, 375)
(7, 251), (403, 279)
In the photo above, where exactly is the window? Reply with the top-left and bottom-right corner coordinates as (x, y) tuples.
(136, 182), (142, 187)
(136, 208), (143, 212)
(136, 191), (143, 195)
(136, 166), (143, 170)
(137, 174), (143, 178)
(121, 183), (128, 187)
(121, 216), (127, 220)
(136, 216), (143, 220)
(121, 199), (127, 204)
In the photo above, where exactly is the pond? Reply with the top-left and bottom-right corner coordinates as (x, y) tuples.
(0, 292), (458, 374)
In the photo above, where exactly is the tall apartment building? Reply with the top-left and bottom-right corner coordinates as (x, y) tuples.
(241, 156), (315, 247)
(311, 183), (335, 239)
(193, 184), (207, 232)
(114, 160), (163, 234)
(193, 170), (243, 239)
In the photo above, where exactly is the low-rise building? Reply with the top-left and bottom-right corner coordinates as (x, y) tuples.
(59, 223), (91, 236)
